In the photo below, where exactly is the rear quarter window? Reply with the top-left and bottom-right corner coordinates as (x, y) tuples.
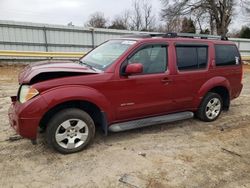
(215, 45), (240, 66)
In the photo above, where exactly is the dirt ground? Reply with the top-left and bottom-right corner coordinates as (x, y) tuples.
(0, 64), (250, 188)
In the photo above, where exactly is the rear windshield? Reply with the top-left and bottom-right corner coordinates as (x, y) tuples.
(215, 45), (241, 66)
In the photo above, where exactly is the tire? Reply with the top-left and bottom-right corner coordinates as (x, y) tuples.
(46, 108), (95, 154)
(196, 92), (223, 122)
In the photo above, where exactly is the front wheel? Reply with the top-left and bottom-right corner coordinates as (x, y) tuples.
(46, 108), (95, 154)
(196, 92), (223, 122)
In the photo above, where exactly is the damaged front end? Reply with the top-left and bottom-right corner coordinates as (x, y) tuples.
(19, 60), (101, 84)
(9, 60), (102, 142)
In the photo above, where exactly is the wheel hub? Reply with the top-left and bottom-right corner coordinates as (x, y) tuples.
(67, 128), (77, 138)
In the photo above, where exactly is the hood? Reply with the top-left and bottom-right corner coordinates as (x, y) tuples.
(18, 61), (101, 84)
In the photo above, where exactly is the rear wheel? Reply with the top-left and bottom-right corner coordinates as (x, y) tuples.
(196, 92), (223, 122)
(46, 108), (95, 154)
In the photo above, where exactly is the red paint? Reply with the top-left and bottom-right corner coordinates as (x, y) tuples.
(125, 63), (143, 75)
(8, 37), (243, 140)
(18, 61), (100, 84)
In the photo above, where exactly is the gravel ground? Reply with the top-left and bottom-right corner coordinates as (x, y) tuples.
(0, 64), (249, 188)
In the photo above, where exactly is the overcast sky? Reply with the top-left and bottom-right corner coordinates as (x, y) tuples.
(0, 0), (247, 31)
(0, 0), (161, 26)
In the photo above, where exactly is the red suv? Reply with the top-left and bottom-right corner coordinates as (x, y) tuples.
(8, 33), (243, 154)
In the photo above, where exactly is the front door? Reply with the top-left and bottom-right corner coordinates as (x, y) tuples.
(114, 44), (175, 121)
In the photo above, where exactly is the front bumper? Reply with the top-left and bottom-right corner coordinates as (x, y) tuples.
(8, 96), (48, 140)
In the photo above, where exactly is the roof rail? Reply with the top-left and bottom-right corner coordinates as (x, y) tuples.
(121, 33), (164, 38)
(121, 32), (228, 41)
(163, 32), (228, 40)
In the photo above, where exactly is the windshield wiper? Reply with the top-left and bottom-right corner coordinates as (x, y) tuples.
(79, 60), (97, 72)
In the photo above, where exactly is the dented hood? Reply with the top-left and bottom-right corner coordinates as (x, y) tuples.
(18, 61), (101, 84)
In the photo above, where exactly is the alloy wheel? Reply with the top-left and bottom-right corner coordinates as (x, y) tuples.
(205, 98), (222, 120)
(55, 119), (89, 149)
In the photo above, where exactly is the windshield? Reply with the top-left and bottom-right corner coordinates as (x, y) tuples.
(80, 40), (137, 70)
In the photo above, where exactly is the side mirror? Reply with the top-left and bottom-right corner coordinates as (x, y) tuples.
(125, 63), (143, 75)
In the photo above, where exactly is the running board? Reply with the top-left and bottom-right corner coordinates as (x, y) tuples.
(109, 111), (194, 132)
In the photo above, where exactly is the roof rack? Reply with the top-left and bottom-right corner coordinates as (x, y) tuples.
(163, 32), (228, 40)
(121, 33), (164, 38)
(122, 32), (228, 41)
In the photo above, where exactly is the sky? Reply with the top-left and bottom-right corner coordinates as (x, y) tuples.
(0, 0), (161, 26)
(0, 0), (248, 31)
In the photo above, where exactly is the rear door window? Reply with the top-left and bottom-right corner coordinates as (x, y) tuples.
(215, 45), (240, 66)
(176, 46), (208, 71)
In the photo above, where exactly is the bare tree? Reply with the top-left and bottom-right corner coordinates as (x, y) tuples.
(121, 10), (131, 28)
(161, 0), (239, 36)
(163, 16), (183, 32)
(130, 0), (142, 30)
(108, 10), (131, 30)
(240, 0), (250, 21)
(191, 8), (211, 34)
(109, 16), (128, 30)
(155, 23), (168, 32)
(86, 12), (107, 28)
(130, 0), (156, 31)
(141, 0), (155, 31)
(181, 17), (196, 33)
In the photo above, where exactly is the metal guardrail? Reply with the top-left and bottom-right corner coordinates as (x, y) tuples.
(0, 50), (249, 61)
(243, 56), (250, 61)
(0, 50), (84, 59)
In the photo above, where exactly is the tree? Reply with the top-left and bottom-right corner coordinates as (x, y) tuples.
(181, 17), (196, 33)
(161, 0), (240, 36)
(86, 12), (107, 28)
(130, 0), (142, 30)
(109, 16), (128, 30)
(192, 8), (213, 34)
(109, 10), (130, 30)
(241, 0), (250, 19)
(239, 26), (250, 38)
(155, 23), (168, 32)
(120, 10), (131, 29)
(228, 29), (241, 37)
(200, 28), (210, 34)
(130, 0), (155, 31)
(141, 0), (155, 31)
(165, 17), (183, 32)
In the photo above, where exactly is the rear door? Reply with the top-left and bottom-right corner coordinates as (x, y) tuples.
(171, 43), (210, 110)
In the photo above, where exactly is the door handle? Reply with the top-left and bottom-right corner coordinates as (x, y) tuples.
(161, 77), (173, 84)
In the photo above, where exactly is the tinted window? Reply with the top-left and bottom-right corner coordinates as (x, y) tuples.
(176, 46), (208, 71)
(128, 45), (167, 74)
(215, 45), (240, 66)
(198, 47), (208, 68)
